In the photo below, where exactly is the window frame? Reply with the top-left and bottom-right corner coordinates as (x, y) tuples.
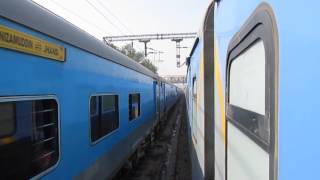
(227, 36), (269, 151)
(89, 93), (120, 145)
(225, 3), (278, 180)
(128, 93), (141, 121)
(0, 95), (60, 179)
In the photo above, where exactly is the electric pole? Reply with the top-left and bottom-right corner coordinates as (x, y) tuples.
(139, 39), (150, 57)
(171, 38), (183, 67)
(103, 32), (197, 66)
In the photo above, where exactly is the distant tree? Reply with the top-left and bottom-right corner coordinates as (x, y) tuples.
(141, 59), (158, 73)
(107, 43), (158, 73)
(119, 43), (158, 74)
(106, 42), (120, 51)
(120, 44), (141, 61)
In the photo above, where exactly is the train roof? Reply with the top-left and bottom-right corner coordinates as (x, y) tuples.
(0, 0), (158, 79)
(188, 1), (214, 59)
(188, 37), (199, 58)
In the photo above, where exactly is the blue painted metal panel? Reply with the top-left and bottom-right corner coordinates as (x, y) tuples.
(215, 0), (320, 179)
(270, 1), (320, 179)
(0, 17), (157, 179)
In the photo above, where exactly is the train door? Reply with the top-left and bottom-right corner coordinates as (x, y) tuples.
(225, 4), (278, 180)
(192, 77), (197, 142)
(154, 80), (160, 122)
(159, 82), (165, 120)
(163, 83), (166, 114)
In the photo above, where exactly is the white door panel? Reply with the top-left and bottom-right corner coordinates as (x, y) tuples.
(228, 123), (269, 180)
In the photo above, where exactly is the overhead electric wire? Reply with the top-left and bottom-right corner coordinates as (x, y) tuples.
(85, 0), (143, 54)
(92, 0), (146, 52)
(95, 0), (134, 35)
(85, 0), (126, 35)
(50, 0), (110, 36)
(83, 0), (152, 56)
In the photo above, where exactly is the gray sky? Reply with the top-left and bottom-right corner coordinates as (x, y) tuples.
(32, 0), (211, 76)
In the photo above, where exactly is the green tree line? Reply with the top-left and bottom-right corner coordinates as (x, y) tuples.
(108, 43), (158, 74)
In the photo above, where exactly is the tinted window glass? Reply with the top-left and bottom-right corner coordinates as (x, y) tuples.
(129, 94), (140, 120)
(90, 95), (119, 142)
(90, 97), (97, 115)
(0, 98), (59, 179)
(102, 95), (116, 112)
(0, 103), (15, 137)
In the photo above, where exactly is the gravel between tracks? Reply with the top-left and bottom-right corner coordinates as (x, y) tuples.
(113, 96), (191, 180)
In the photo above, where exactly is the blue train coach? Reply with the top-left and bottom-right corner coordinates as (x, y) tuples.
(0, 0), (179, 179)
(186, 0), (320, 180)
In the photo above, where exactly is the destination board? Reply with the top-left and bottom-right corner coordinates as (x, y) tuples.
(0, 25), (65, 61)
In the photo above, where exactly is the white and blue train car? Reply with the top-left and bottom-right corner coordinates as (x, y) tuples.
(0, 0), (179, 179)
(186, 0), (320, 180)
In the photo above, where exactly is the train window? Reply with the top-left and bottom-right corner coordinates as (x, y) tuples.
(0, 103), (15, 137)
(192, 77), (197, 143)
(129, 93), (140, 121)
(90, 95), (119, 142)
(229, 39), (269, 144)
(192, 77), (197, 99)
(230, 40), (265, 115)
(228, 39), (269, 146)
(90, 97), (97, 116)
(0, 98), (59, 179)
